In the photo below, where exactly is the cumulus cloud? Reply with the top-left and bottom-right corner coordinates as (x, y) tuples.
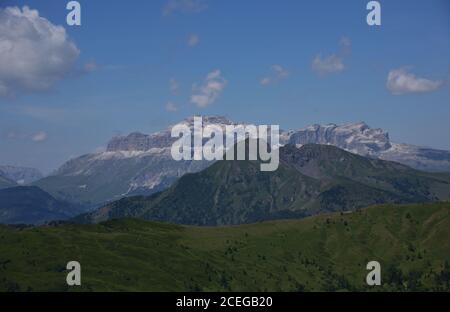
(260, 65), (289, 86)
(312, 54), (345, 76)
(191, 70), (227, 107)
(0, 6), (80, 97)
(387, 68), (442, 95)
(312, 37), (350, 76)
(163, 0), (207, 16)
(260, 77), (271, 86)
(187, 34), (200, 47)
(31, 131), (48, 142)
(165, 101), (178, 112)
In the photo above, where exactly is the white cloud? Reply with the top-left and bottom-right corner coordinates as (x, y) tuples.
(312, 54), (345, 75)
(187, 34), (200, 47)
(312, 37), (350, 76)
(0, 6), (80, 97)
(191, 70), (227, 107)
(260, 64), (289, 86)
(31, 131), (47, 142)
(387, 68), (442, 95)
(165, 101), (178, 112)
(272, 65), (289, 79)
(169, 78), (179, 95)
(162, 0), (207, 16)
(260, 77), (271, 86)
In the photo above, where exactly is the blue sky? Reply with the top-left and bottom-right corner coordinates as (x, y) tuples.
(0, 0), (449, 173)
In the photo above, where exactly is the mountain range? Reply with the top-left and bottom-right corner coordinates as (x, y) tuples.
(75, 143), (450, 225)
(0, 186), (86, 225)
(0, 166), (43, 185)
(282, 122), (450, 172)
(33, 116), (450, 208)
(0, 175), (16, 190)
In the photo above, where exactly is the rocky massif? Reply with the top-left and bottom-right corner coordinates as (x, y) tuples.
(34, 116), (450, 208)
(281, 122), (450, 172)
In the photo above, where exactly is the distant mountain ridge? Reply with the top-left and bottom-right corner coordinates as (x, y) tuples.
(33, 116), (239, 206)
(0, 166), (43, 185)
(34, 116), (450, 207)
(106, 116), (236, 152)
(281, 122), (450, 172)
(0, 186), (86, 225)
(281, 122), (391, 155)
(74, 144), (450, 225)
(0, 174), (16, 189)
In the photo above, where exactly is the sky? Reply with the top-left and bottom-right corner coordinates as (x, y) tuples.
(0, 0), (449, 173)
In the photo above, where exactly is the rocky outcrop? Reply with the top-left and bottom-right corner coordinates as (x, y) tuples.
(284, 122), (391, 156)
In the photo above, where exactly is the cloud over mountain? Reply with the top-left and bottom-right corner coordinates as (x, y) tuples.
(312, 55), (344, 75)
(31, 131), (48, 142)
(312, 37), (350, 76)
(191, 70), (227, 107)
(260, 65), (289, 86)
(0, 6), (80, 97)
(387, 68), (442, 95)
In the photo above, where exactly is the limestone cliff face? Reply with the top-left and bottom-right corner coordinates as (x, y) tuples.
(284, 122), (391, 156)
(106, 116), (236, 152)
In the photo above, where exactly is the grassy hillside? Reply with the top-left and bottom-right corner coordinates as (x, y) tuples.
(282, 144), (450, 202)
(76, 144), (450, 225)
(0, 202), (449, 292)
(77, 159), (321, 225)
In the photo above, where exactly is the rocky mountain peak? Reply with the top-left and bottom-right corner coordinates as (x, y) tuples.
(106, 116), (237, 152)
(106, 132), (152, 152)
(287, 122), (391, 156)
(183, 115), (234, 126)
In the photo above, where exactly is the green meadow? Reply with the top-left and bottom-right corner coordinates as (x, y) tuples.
(0, 202), (449, 292)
